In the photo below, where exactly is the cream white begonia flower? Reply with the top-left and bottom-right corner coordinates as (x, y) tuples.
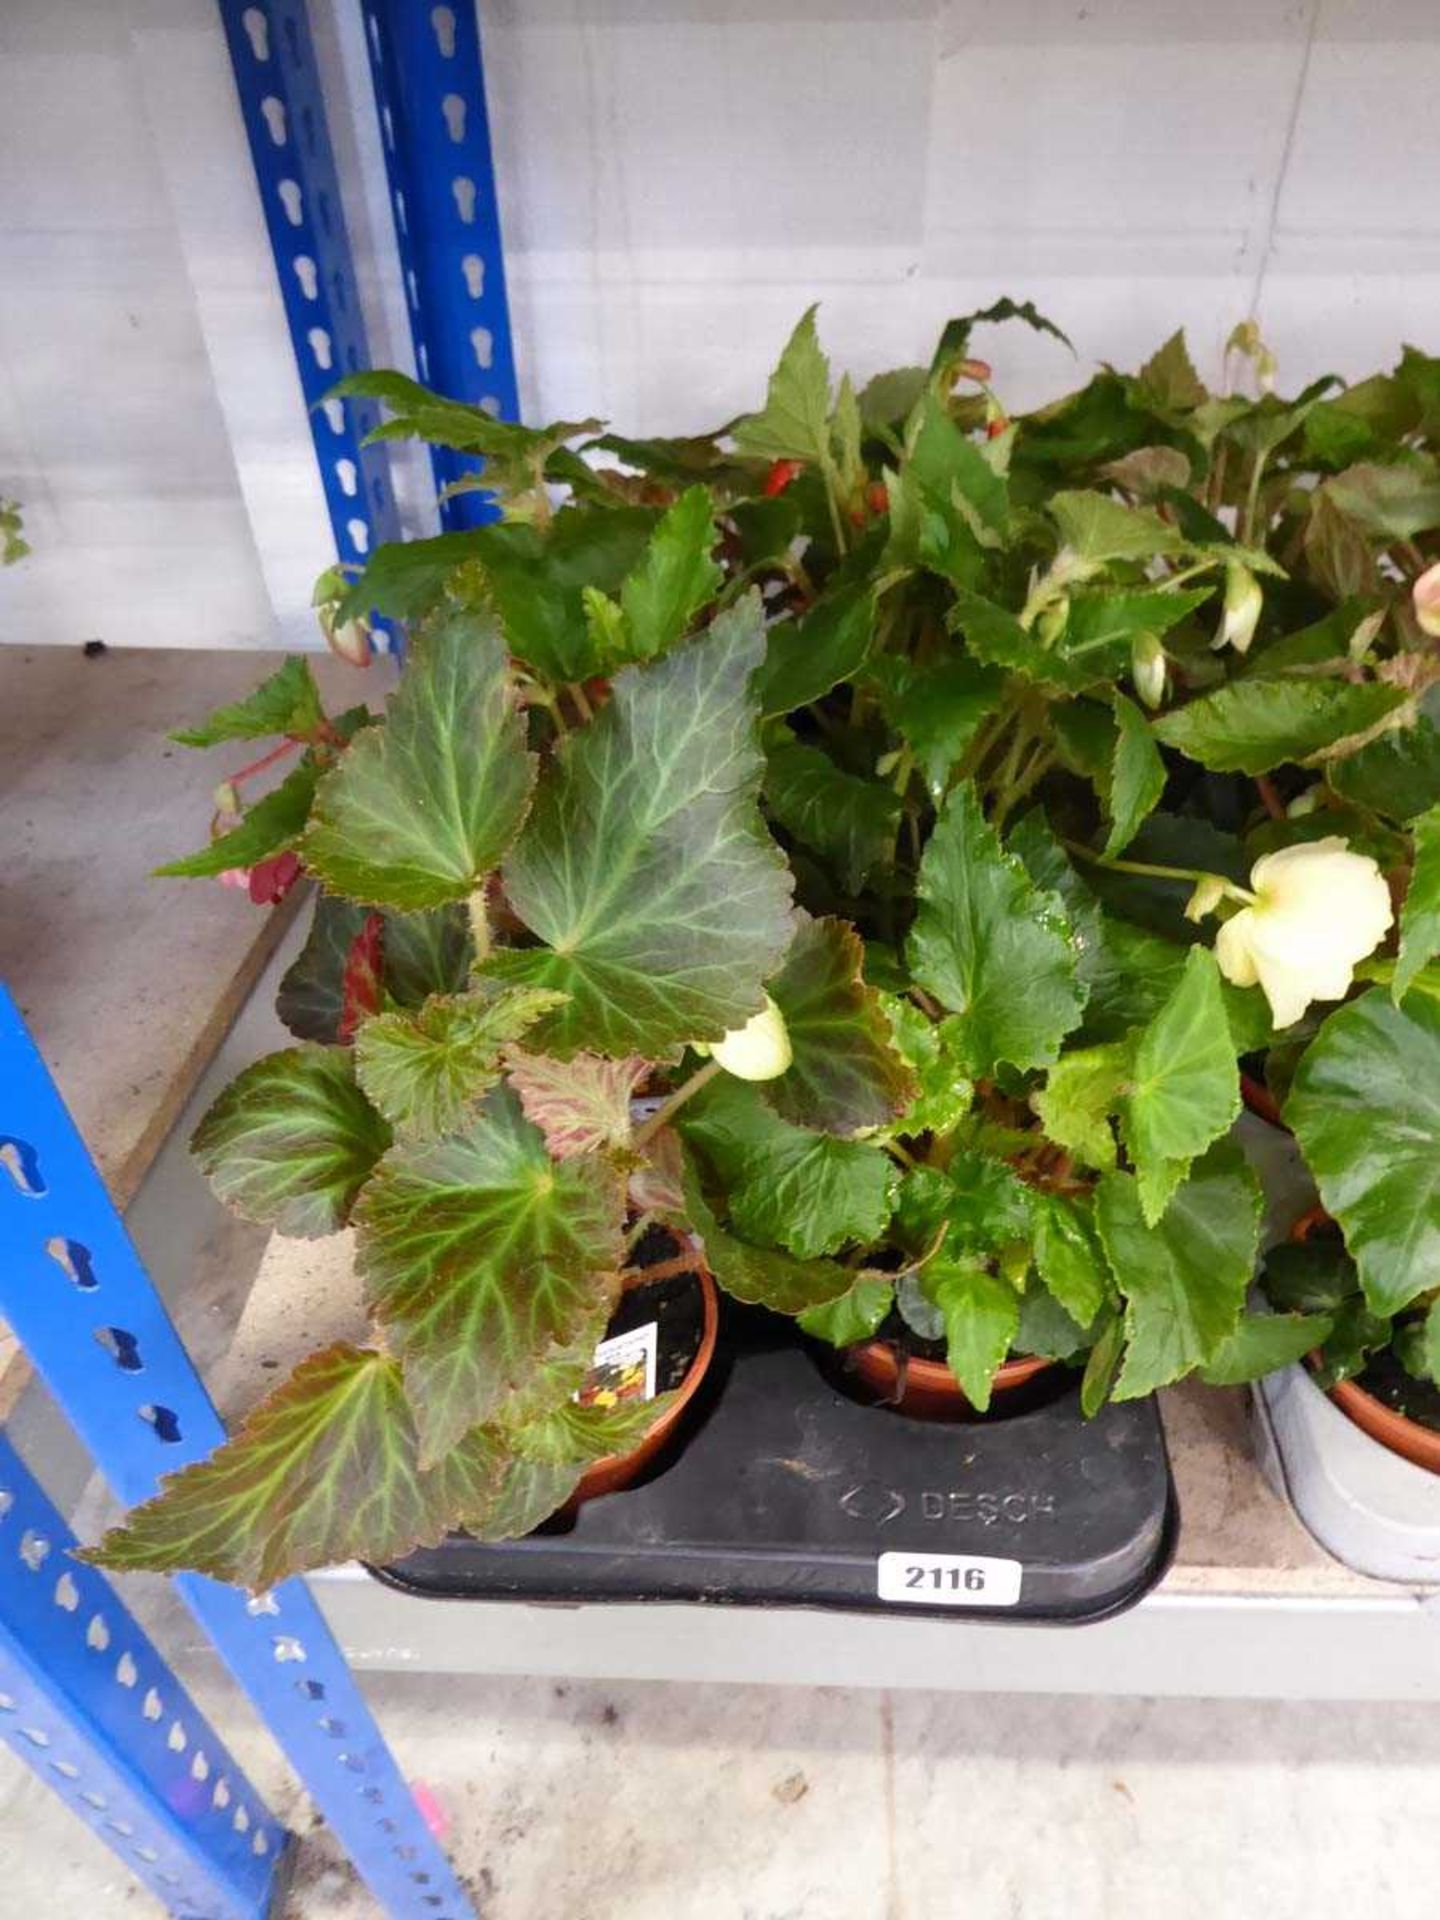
(1215, 561), (1262, 655)
(705, 994), (793, 1082)
(1413, 561), (1440, 640)
(1213, 837), (1393, 1029)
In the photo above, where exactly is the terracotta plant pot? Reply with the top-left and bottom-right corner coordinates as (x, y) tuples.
(570, 1238), (720, 1505)
(845, 1340), (1053, 1421)
(1286, 1210), (1440, 1476)
(1325, 1372), (1440, 1475)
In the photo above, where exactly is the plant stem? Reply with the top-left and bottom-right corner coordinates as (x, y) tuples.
(818, 450), (849, 558)
(993, 745), (1056, 832)
(1241, 449), (1269, 545)
(228, 736), (300, 788)
(624, 1209), (657, 1251)
(1062, 839), (1254, 897)
(466, 886), (492, 965)
(633, 1059), (722, 1148)
(569, 680), (594, 725)
(1255, 773), (1285, 821)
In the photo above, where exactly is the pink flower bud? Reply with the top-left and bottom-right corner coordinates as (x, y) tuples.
(1412, 562), (1440, 640)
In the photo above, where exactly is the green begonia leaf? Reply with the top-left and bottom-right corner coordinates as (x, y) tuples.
(922, 1259), (1020, 1411)
(765, 737), (902, 894)
(908, 782), (1085, 1075)
(764, 915), (917, 1134)
(1330, 687), (1440, 820)
(156, 762), (319, 878)
(84, 1345), (500, 1588)
(353, 988), (568, 1139)
(356, 1085), (625, 1461)
(504, 1049), (649, 1159)
(1153, 679), (1407, 775)
(1104, 692), (1166, 858)
(486, 595), (794, 1056)
(1137, 332), (1207, 411)
(304, 613), (534, 909)
(617, 484), (722, 662)
(170, 656), (326, 748)
(1286, 990), (1440, 1316)
(1034, 1044), (1126, 1171)
(277, 899), (472, 1043)
(191, 1046), (391, 1238)
(940, 1151), (1034, 1254)
(1099, 1140), (1262, 1399)
(1031, 1191), (1111, 1328)
(1199, 1312), (1334, 1387)
(1395, 804), (1440, 1004)
(1048, 489), (1185, 565)
(675, 1154), (855, 1315)
(473, 510), (658, 684)
(679, 1077), (893, 1260)
(1323, 460), (1440, 541)
(1119, 948), (1240, 1224)
(881, 655), (1005, 799)
(756, 585), (876, 717)
(879, 995), (974, 1138)
(336, 530), (492, 625)
(1080, 1309), (1127, 1415)
(732, 307), (833, 465)
(796, 1274), (894, 1346)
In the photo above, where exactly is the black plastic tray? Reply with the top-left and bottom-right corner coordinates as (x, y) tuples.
(375, 1306), (1177, 1624)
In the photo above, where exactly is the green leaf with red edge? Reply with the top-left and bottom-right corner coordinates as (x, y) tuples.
(484, 594), (795, 1058)
(278, 898), (473, 1043)
(170, 656), (327, 748)
(505, 1049), (649, 1159)
(763, 914), (916, 1135)
(671, 1152), (857, 1315)
(191, 1046), (391, 1237)
(303, 611), (535, 910)
(355, 1084), (625, 1462)
(353, 987), (569, 1139)
(82, 1345), (501, 1588)
(155, 761), (319, 878)
(337, 913), (385, 1044)
(453, 1397), (679, 1543)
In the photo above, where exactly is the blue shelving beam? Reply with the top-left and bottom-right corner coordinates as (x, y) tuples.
(0, 987), (475, 1920)
(359, 0), (523, 527)
(215, 0), (402, 635)
(0, 1433), (283, 1920)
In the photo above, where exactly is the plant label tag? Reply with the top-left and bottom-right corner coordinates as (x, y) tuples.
(576, 1321), (658, 1409)
(876, 1551), (1023, 1607)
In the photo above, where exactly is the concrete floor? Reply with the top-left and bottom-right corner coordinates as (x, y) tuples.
(5, 920), (1440, 1919)
(4, 1669), (1440, 1919)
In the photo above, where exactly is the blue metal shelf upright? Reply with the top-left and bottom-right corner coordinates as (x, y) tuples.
(0, 0), (526, 1909)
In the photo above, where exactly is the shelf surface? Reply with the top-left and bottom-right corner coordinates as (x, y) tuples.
(0, 642), (384, 1404)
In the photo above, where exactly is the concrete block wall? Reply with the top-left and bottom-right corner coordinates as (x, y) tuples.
(1, 0), (1437, 650)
